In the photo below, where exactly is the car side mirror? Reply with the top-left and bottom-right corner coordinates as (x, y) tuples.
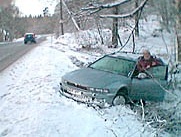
(137, 73), (148, 79)
(128, 71), (132, 77)
(86, 62), (94, 67)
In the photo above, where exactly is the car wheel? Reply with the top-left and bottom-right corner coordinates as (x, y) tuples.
(112, 89), (128, 106)
(112, 95), (126, 106)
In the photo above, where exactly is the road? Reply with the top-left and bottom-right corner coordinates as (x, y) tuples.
(0, 36), (46, 71)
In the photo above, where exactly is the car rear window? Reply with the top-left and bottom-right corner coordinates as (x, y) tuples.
(25, 34), (33, 38)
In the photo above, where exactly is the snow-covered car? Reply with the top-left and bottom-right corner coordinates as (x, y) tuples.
(24, 33), (36, 44)
(60, 53), (169, 107)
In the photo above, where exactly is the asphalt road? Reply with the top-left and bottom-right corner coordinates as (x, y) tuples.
(0, 36), (46, 72)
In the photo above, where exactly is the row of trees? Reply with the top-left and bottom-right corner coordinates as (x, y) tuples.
(0, 5), (57, 41)
(0, 0), (180, 60)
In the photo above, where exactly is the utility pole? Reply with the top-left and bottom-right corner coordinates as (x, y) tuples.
(60, 0), (64, 35)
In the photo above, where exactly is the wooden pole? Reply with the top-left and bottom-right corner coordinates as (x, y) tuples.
(60, 0), (64, 35)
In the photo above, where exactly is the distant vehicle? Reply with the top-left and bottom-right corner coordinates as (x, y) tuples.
(24, 33), (36, 44)
(60, 53), (169, 108)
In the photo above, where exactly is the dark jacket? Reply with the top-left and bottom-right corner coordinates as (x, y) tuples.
(137, 56), (163, 72)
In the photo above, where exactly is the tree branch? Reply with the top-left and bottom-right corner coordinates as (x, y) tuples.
(62, 0), (80, 31)
(100, 0), (149, 18)
(82, 0), (131, 10)
(81, 0), (131, 14)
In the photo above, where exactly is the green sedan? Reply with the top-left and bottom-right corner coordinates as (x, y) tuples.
(60, 53), (168, 108)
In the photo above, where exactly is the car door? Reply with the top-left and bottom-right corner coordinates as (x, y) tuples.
(130, 65), (168, 101)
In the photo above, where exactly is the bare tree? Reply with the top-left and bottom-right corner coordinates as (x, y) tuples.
(112, 6), (119, 48)
(152, 0), (175, 32)
(0, 5), (19, 41)
(60, 0), (64, 35)
(82, 0), (149, 48)
(134, 0), (139, 36)
(175, 0), (181, 63)
(0, 0), (13, 41)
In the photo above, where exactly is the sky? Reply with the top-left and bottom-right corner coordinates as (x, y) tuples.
(14, 0), (57, 16)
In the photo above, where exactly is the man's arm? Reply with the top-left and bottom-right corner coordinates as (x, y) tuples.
(152, 57), (163, 66)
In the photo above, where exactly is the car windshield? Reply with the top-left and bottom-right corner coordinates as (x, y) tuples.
(89, 56), (136, 76)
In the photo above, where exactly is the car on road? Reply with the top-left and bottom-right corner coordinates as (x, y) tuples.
(24, 33), (36, 44)
(60, 53), (169, 107)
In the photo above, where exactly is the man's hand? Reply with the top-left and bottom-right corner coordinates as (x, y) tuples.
(146, 65), (150, 69)
(152, 62), (156, 66)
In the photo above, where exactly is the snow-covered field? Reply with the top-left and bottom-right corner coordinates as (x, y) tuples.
(0, 37), (158, 137)
(0, 16), (180, 137)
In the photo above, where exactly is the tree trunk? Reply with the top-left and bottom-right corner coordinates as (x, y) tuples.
(135, 0), (139, 36)
(175, 0), (181, 63)
(0, 31), (3, 42)
(111, 6), (119, 48)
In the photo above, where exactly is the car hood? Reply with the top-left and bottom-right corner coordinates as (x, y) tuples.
(62, 68), (129, 89)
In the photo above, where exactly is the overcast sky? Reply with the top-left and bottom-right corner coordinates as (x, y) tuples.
(14, 0), (57, 16)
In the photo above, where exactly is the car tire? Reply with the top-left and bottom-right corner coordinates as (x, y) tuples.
(112, 89), (128, 106)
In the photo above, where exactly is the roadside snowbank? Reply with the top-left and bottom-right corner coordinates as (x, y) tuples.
(0, 37), (171, 137)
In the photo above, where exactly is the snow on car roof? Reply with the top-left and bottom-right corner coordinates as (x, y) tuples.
(25, 33), (35, 35)
(108, 51), (141, 62)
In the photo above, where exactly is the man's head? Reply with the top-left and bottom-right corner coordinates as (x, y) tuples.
(143, 50), (151, 60)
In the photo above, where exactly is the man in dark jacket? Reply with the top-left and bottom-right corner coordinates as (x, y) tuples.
(137, 50), (163, 72)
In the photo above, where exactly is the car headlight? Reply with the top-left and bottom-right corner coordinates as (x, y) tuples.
(62, 79), (67, 84)
(89, 87), (109, 93)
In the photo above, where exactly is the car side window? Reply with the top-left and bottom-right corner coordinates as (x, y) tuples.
(132, 65), (168, 80)
(146, 65), (168, 80)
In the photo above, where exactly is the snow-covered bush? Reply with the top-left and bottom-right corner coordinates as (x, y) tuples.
(74, 29), (112, 49)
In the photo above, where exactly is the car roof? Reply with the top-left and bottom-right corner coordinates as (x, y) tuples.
(25, 33), (35, 35)
(107, 52), (141, 62)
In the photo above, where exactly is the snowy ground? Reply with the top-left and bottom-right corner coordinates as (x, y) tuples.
(0, 16), (180, 137)
(0, 37), (159, 137)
